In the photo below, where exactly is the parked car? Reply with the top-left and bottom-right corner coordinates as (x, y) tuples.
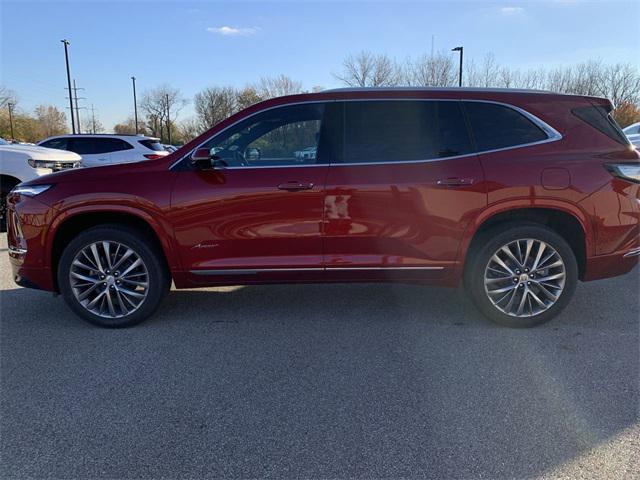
(294, 146), (317, 161)
(37, 134), (168, 167)
(623, 122), (640, 148)
(0, 137), (81, 231)
(163, 144), (178, 153)
(7, 88), (640, 328)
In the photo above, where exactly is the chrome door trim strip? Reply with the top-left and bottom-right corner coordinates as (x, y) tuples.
(171, 98), (563, 171)
(190, 266), (445, 275)
(326, 266), (445, 271)
(191, 267), (323, 276)
(623, 247), (640, 258)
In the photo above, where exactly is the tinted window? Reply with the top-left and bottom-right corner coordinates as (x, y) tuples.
(68, 138), (97, 154)
(204, 103), (325, 167)
(139, 139), (165, 151)
(572, 104), (630, 146)
(463, 102), (548, 151)
(342, 101), (472, 163)
(40, 138), (68, 150)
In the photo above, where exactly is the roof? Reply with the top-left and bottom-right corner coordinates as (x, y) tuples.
(323, 86), (556, 95)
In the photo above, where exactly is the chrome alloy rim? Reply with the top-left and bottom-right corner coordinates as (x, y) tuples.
(69, 241), (149, 318)
(484, 239), (566, 318)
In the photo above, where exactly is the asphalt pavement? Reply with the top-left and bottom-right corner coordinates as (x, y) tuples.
(1, 234), (638, 479)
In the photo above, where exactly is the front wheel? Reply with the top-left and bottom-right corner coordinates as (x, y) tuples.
(58, 225), (169, 328)
(465, 224), (578, 328)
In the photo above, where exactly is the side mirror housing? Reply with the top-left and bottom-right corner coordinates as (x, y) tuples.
(190, 148), (212, 170)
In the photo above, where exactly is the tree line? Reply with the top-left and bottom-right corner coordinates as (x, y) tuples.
(2, 52), (639, 145)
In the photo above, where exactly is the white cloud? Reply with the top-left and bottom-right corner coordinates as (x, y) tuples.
(206, 26), (260, 37)
(500, 6), (525, 15)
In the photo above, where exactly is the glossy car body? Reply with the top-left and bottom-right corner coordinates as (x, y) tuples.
(7, 88), (640, 306)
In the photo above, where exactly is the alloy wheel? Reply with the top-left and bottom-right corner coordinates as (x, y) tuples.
(484, 238), (566, 318)
(69, 241), (149, 318)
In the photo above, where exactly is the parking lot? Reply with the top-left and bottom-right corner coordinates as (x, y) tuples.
(0, 233), (638, 479)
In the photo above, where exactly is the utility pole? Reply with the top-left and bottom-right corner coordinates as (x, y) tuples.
(73, 79), (82, 133)
(131, 76), (139, 134)
(451, 46), (464, 87)
(61, 39), (76, 134)
(90, 104), (97, 134)
(7, 103), (15, 139)
(165, 93), (171, 145)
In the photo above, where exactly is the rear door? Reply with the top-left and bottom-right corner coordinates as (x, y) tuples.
(323, 99), (486, 281)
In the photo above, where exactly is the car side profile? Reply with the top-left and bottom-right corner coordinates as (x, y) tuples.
(7, 88), (640, 328)
(37, 134), (168, 167)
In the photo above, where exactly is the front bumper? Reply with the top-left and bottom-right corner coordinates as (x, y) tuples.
(7, 192), (57, 292)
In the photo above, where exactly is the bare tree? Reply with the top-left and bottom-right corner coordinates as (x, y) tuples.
(236, 86), (263, 110)
(0, 85), (17, 109)
(140, 85), (186, 141)
(255, 75), (303, 98)
(178, 118), (202, 143)
(599, 63), (640, 107)
(193, 86), (238, 131)
(334, 51), (401, 87)
(405, 52), (456, 87)
(34, 105), (67, 138)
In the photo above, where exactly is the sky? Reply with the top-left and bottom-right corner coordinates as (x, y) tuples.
(1, 0), (639, 131)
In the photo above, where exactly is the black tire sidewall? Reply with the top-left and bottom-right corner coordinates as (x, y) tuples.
(58, 225), (167, 328)
(466, 223), (578, 328)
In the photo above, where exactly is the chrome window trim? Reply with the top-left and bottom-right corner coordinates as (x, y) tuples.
(171, 98), (563, 170)
(190, 266), (444, 275)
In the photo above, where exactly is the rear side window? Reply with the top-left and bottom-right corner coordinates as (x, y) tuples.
(572, 104), (630, 146)
(139, 139), (165, 151)
(463, 102), (548, 152)
(342, 101), (472, 163)
(68, 137), (134, 154)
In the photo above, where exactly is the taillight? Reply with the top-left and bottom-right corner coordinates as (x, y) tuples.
(605, 163), (640, 184)
(143, 154), (164, 160)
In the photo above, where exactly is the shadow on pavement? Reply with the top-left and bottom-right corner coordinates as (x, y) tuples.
(1, 274), (638, 478)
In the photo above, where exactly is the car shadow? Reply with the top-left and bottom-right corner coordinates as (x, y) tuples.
(1, 273), (638, 479)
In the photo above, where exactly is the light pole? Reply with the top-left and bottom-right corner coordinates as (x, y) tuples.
(452, 46), (463, 87)
(131, 76), (139, 134)
(61, 39), (76, 134)
(7, 103), (15, 140)
(165, 93), (171, 144)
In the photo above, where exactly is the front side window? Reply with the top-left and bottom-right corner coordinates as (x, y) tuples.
(341, 101), (473, 163)
(463, 102), (548, 152)
(40, 138), (68, 150)
(203, 103), (325, 167)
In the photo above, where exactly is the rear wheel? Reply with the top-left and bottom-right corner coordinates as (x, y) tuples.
(465, 223), (578, 328)
(58, 225), (169, 327)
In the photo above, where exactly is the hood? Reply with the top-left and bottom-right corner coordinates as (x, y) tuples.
(0, 144), (81, 161)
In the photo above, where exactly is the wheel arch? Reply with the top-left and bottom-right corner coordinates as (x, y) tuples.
(48, 207), (176, 291)
(461, 204), (591, 281)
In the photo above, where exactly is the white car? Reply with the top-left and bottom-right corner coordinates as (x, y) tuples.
(37, 134), (169, 167)
(294, 146), (317, 161)
(623, 122), (640, 148)
(0, 137), (81, 231)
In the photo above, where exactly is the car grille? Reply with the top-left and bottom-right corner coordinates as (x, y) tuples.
(52, 162), (80, 172)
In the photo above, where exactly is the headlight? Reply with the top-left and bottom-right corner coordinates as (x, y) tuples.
(28, 159), (58, 169)
(11, 184), (53, 197)
(605, 163), (640, 184)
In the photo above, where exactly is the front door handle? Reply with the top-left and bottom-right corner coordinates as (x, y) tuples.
(277, 182), (314, 191)
(436, 178), (475, 187)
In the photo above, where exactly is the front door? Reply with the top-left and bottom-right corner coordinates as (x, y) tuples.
(170, 102), (330, 285)
(323, 99), (486, 282)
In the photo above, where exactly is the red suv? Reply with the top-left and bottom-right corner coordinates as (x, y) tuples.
(6, 88), (640, 328)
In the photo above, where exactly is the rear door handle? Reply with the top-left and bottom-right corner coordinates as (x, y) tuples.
(436, 178), (475, 187)
(277, 182), (314, 191)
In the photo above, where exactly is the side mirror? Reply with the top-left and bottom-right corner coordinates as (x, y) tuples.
(190, 148), (212, 170)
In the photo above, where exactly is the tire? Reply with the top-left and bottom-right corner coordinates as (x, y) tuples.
(58, 224), (169, 328)
(465, 223), (578, 328)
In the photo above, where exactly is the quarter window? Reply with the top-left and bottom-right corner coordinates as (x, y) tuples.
(40, 138), (68, 150)
(463, 102), (548, 151)
(203, 103), (325, 167)
(341, 101), (473, 163)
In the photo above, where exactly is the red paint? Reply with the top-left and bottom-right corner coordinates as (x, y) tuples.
(6, 88), (639, 293)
